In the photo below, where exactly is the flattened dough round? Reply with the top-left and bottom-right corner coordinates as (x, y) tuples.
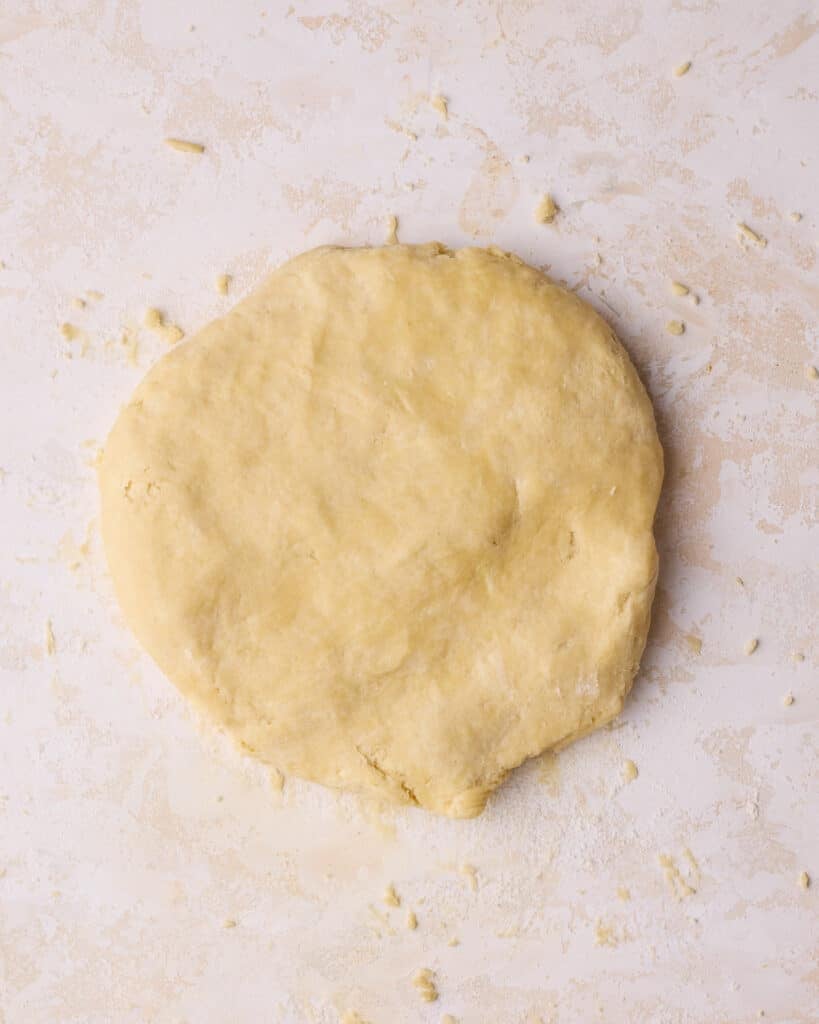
(99, 244), (663, 817)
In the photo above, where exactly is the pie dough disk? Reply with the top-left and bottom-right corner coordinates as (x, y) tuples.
(99, 244), (663, 817)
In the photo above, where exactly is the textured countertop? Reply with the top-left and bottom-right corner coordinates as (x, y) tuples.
(1, 3), (817, 1022)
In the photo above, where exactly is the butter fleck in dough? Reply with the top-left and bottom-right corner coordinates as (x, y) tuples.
(534, 194), (558, 223)
(165, 137), (205, 154)
(99, 244), (663, 818)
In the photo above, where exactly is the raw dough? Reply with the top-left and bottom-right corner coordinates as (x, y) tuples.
(99, 243), (663, 818)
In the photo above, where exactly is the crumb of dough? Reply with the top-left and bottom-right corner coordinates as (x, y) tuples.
(441, 1015), (458, 1024)
(622, 759), (638, 783)
(86, 289), (104, 301)
(71, 297), (86, 310)
(144, 308), (184, 344)
(789, 211), (802, 222)
(165, 137), (205, 154)
(685, 634), (703, 655)
(45, 620), (56, 655)
(269, 767), (285, 793)
(782, 693), (794, 706)
(120, 329), (139, 366)
(447, 937), (459, 947)
(594, 919), (618, 947)
(798, 871), (810, 889)
(384, 884), (401, 907)
(736, 576), (744, 587)
(341, 1013), (369, 1024)
(791, 651), (805, 662)
(519, 154), (530, 163)
(659, 853), (697, 900)
(222, 918), (237, 929)
(406, 909), (418, 929)
(617, 886), (631, 901)
(736, 222), (767, 248)
(806, 365), (819, 381)
(430, 94), (448, 120)
(673, 61), (692, 77)
(744, 637), (759, 656)
(413, 968), (439, 1002)
(670, 281), (689, 296)
(460, 863), (478, 892)
(144, 307), (163, 330)
(385, 118), (418, 141)
(386, 214), (399, 245)
(665, 320), (685, 336)
(0, 259), (5, 269)
(60, 322), (79, 341)
(216, 273), (232, 296)
(534, 194), (558, 224)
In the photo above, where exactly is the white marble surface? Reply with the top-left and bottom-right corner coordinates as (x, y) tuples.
(1, 2), (817, 1022)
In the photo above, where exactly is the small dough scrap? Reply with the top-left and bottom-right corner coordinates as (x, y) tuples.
(406, 910), (418, 929)
(144, 307), (184, 345)
(798, 871), (810, 889)
(430, 94), (448, 120)
(165, 137), (205, 154)
(673, 61), (691, 77)
(670, 281), (689, 296)
(622, 759), (638, 782)
(99, 244), (663, 818)
(384, 884), (400, 907)
(216, 273), (232, 296)
(806, 365), (818, 381)
(534, 194), (558, 224)
(386, 214), (399, 245)
(744, 637), (759, 656)
(737, 222), (767, 248)
(413, 968), (438, 1002)
(666, 320), (685, 336)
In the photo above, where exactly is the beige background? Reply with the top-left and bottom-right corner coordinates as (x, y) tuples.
(1, 2), (817, 1022)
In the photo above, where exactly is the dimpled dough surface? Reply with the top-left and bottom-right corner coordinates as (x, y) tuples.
(99, 243), (663, 818)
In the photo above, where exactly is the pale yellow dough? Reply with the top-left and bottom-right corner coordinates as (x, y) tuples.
(99, 243), (663, 818)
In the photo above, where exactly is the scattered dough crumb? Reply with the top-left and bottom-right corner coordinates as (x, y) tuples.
(791, 651), (805, 663)
(805, 365), (818, 381)
(736, 576), (745, 587)
(782, 693), (794, 707)
(60, 322), (79, 341)
(737, 222), (767, 248)
(441, 1015), (458, 1024)
(534, 194), (558, 224)
(413, 968), (439, 1002)
(222, 918), (237, 929)
(622, 759), (638, 783)
(165, 137), (205, 154)
(447, 936), (459, 947)
(789, 211), (802, 222)
(798, 871), (810, 889)
(460, 863), (478, 892)
(384, 884), (401, 908)
(594, 919), (618, 947)
(45, 620), (56, 656)
(670, 281), (689, 296)
(744, 637), (759, 656)
(341, 1012), (368, 1024)
(120, 329), (139, 366)
(430, 94), (448, 120)
(144, 307), (184, 344)
(673, 61), (692, 77)
(519, 154), (530, 163)
(659, 853), (697, 900)
(269, 767), (285, 793)
(385, 118), (417, 141)
(406, 909), (418, 930)
(86, 289), (104, 301)
(685, 634), (703, 656)
(386, 214), (399, 245)
(71, 297), (86, 310)
(617, 886), (631, 901)
(666, 320), (685, 336)
(216, 273), (231, 296)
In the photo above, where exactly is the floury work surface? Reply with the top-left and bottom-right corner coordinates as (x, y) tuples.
(0, 2), (816, 1022)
